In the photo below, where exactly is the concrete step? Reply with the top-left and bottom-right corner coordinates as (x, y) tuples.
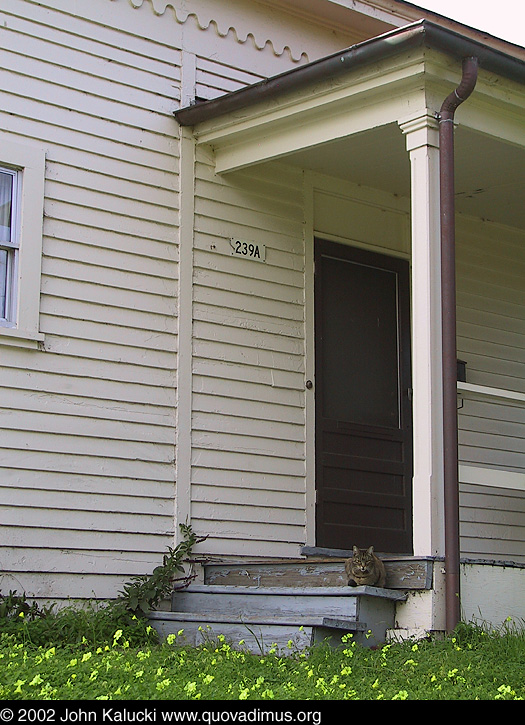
(148, 584), (406, 653)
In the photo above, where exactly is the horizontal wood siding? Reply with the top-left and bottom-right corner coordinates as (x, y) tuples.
(192, 155), (306, 556)
(456, 218), (525, 396)
(460, 484), (525, 563)
(457, 216), (525, 561)
(0, 0), (180, 599)
(195, 57), (265, 101)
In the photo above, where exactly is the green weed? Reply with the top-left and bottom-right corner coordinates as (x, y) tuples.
(0, 623), (523, 700)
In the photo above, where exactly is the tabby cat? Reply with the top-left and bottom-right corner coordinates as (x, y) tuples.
(345, 546), (386, 588)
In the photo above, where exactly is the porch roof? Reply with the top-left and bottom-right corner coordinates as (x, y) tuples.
(175, 20), (524, 127)
(174, 19), (525, 230)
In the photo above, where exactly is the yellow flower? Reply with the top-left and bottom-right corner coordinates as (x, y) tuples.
(157, 679), (171, 692)
(392, 690), (409, 700)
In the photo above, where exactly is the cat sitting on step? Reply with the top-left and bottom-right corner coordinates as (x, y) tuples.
(345, 546), (386, 588)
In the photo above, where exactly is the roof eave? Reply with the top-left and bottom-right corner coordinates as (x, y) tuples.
(174, 19), (525, 128)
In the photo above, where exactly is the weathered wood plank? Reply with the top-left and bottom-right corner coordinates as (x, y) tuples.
(149, 617), (315, 654)
(2, 547), (165, 576)
(0, 505), (173, 534)
(3, 526), (172, 554)
(193, 393), (305, 426)
(0, 468), (172, 498)
(205, 558), (433, 590)
(0, 448), (174, 480)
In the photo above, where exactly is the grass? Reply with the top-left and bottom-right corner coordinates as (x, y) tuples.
(1, 608), (524, 700)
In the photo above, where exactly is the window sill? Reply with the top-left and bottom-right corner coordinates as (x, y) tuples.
(0, 326), (44, 349)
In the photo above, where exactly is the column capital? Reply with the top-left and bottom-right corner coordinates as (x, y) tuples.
(399, 111), (440, 152)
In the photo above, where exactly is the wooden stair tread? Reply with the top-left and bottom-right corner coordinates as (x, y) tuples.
(177, 584), (407, 601)
(149, 610), (366, 630)
(204, 557), (433, 590)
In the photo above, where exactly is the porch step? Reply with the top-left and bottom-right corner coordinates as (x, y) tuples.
(148, 584), (406, 653)
(148, 610), (366, 654)
(204, 556), (433, 590)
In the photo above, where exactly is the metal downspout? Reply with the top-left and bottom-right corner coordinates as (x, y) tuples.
(439, 56), (479, 633)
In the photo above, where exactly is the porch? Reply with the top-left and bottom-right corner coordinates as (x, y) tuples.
(173, 20), (525, 634)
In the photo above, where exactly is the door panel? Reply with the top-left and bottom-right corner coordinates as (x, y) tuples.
(315, 240), (412, 553)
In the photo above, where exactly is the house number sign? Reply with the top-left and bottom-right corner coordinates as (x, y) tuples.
(230, 238), (266, 263)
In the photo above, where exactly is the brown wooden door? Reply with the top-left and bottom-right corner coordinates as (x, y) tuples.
(314, 239), (413, 553)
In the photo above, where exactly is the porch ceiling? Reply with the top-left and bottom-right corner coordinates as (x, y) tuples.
(178, 21), (525, 231)
(285, 123), (525, 230)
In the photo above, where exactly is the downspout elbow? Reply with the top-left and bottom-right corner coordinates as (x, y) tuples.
(440, 57), (479, 119)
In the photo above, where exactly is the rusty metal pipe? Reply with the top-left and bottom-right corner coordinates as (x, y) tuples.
(439, 56), (478, 633)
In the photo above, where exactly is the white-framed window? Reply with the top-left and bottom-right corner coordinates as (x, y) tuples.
(0, 136), (45, 349)
(0, 166), (20, 326)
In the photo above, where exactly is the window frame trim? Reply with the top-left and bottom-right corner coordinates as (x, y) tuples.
(0, 136), (45, 349)
(1, 165), (21, 325)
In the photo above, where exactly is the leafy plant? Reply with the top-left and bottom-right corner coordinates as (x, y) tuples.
(2, 624), (525, 700)
(116, 523), (207, 615)
(0, 600), (157, 648)
(0, 523), (206, 647)
(0, 590), (53, 621)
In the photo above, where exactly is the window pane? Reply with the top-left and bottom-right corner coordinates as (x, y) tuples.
(320, 255), (400, 428)
(0, 248), (7, 319)
(0, 171), (13, 244)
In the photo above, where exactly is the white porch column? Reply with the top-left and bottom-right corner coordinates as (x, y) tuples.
(399, 113), (444, 557)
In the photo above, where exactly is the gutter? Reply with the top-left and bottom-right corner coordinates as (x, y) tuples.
(174, 20), (524, 127)
(439, 57), (479, 633)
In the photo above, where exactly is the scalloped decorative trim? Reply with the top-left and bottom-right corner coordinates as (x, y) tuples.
(123, 0), (309, 62)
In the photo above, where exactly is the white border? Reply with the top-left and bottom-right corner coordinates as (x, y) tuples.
(174, 126), (195, 541)
(459, 464), (525, 492)
(0, 135), (45, 349)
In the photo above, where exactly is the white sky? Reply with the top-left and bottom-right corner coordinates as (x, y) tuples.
(411, 0), (524, 47)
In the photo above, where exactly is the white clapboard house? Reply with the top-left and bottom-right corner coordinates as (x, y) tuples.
(1, 0), (524, 645)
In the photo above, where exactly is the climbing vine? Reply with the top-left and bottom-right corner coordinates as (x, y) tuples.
(117, 523), (207, 615)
